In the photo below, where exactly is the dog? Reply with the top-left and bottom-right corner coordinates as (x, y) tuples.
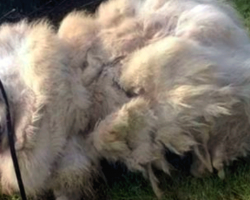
(1, 0), (250, 199)
(0, 20), (99, 200)
(58, 0), (250, 198)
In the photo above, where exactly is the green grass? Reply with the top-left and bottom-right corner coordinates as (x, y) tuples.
(3, 160), (250, 200)
(231, 0), (250, 31)
(1, 0), (250, 199)
(107, 160), (250, 200)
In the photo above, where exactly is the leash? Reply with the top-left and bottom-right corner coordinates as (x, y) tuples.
(0, 80), (27, 200)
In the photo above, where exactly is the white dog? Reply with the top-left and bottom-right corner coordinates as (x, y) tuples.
(58, 0), (250, 198)
(1, 0), (250, 199)
(0, 21), (99, 200)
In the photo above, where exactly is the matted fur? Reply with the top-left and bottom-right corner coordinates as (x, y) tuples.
(2, 0), (250, 199)
(58, 0), (250, 198)
(0, 20), (98, 200)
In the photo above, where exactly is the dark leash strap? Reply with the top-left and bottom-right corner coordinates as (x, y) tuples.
(0, 80), (27, 200)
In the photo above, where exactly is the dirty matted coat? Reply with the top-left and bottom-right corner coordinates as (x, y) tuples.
(58, 0), (250, 198)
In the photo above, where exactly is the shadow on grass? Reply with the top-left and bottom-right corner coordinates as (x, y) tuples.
(103, 158), (250, 200)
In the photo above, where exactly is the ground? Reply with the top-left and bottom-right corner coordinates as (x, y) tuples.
(0, 0), (250, 199)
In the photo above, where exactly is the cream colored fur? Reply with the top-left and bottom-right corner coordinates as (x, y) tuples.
(1, 0), (250, 199)
(58, 0), (250, 198)
(0, 21), (98, 200)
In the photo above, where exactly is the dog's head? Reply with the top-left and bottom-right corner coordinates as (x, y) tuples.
(0, 20), (75, 194)
(0, 21), (41, 153)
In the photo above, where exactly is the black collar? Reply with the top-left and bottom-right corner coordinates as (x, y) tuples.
(0, 80), (27, 200)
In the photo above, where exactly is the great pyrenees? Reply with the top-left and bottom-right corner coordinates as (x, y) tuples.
(1, 0), (250, 199)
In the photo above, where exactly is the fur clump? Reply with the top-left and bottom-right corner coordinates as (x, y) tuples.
(1, 0), (249, 199)
(58, 0), (250, 198)
(0, 20), (99, 200)
(91, 36), (240, 197)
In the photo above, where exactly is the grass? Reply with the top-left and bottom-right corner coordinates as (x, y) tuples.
(231, 0), (250, 31)
(102, 158), (250, 200)
(1, 0), (250, 199)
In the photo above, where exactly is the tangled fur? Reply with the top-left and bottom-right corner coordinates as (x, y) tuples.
(2, 0), (250, 199)
(0, 21), (99, 200)
(58, 0), (250, 198)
